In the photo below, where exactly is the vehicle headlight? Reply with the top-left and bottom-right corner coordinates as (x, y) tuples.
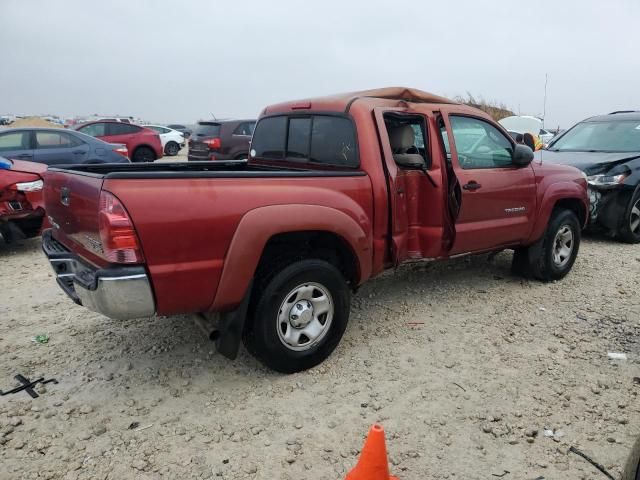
(15, 179), (44, 192)
(586, 173), (627, 187)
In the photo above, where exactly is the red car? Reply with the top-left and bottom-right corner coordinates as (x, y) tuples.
(0, 158), (48, 243)
(42, 87), (588, 373)
(74, 121), (163, 162)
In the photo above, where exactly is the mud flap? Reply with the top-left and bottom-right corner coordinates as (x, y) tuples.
(214, 281), (253, 360)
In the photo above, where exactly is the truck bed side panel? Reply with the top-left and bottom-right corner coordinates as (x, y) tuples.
(102, 175), (373, 315)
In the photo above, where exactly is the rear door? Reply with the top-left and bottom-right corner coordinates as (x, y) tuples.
(442, 114), (536, 254)
(103, 123), (141, 147)
(229, 122), (255, 158)
(0, 130), (34, 161)
(34, 130), (90, 165)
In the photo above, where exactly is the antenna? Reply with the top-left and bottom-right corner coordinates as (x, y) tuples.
(211, 112), (217, 120)
(542, 73), (548, 129)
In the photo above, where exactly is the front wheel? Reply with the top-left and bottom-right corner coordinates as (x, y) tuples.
(515, 209), (581, 281)
(243, 259), (350, 373)
(617, 190), (640, 244)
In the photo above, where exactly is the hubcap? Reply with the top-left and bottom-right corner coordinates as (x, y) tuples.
(277, 283), (333, 352)
(552, 225), (574, 267)
(630, 199), (640, 234)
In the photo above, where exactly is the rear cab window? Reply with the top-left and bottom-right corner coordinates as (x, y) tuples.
(250, 114), (358, 168)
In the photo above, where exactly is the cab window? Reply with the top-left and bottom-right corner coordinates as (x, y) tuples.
(449, 116), (513, 169)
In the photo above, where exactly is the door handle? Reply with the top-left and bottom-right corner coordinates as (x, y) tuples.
(16, 154), (32, 158)
(463, 181), (482, 191)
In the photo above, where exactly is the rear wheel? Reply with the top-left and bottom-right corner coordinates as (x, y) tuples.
(617, 190), (640, 243)
(133, 146), (156, 162)
(513, 209), (581, 281)
(243, 259), (350, 373)
(164, 141), (180, 156)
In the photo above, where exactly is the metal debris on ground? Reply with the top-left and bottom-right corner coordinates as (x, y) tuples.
(491, 470), (510, 477)
(607, 352), (627, 360)
(0, 374), (58, 398)
(568, 446), (616, 480)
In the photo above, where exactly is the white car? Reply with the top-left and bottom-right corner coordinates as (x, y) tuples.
(499, 116), (555, 145)
(143, 125), (186, 156)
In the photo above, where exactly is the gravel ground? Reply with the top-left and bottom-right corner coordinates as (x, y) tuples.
(0, 233), (638, 480)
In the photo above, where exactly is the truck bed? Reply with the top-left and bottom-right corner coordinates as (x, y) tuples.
(44, 160), (373, 316)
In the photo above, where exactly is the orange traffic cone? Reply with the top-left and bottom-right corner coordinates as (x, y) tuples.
(345, 424), (399, 480)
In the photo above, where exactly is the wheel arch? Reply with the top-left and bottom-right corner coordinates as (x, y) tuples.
(527, 183), (588, 244)
(210, 204), (372, 311)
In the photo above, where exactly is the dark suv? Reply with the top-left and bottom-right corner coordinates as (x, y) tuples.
(188, 119), (255, 161)
(544, 111), (640, 243)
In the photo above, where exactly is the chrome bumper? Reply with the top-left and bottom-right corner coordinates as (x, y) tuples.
(42, 230), (155, 320)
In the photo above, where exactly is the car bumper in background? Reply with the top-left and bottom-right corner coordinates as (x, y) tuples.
(42, 230), (155, 320)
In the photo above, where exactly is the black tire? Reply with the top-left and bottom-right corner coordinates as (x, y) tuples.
(164, 141), (180, 156)
(132, 146), (156, 163)
(524, 209), (581, 281)
(617, 189), (640, 244)
(243, 259), (350, 373)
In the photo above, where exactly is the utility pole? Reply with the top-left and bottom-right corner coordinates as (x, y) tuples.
(542, 73), (548, 129)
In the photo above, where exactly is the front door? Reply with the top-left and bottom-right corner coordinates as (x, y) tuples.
(441, 114), (536, 254)
(0, 130), (34, 161)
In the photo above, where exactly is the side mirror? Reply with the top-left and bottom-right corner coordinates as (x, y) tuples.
(512, 144), (534, 167)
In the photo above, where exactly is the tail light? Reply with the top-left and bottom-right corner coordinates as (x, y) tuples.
(204, 137), (221, 151)
(98, 191), (144, 263)
(113, 145), (129, 159)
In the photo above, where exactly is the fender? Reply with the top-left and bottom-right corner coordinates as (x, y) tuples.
(527, 181), (589, 244)
(210, 204), (372, 311)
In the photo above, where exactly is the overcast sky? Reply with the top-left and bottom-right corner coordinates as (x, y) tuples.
(1, 0), (638, 128)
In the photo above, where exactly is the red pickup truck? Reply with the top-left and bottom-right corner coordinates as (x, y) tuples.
(42, 88), (588, 373)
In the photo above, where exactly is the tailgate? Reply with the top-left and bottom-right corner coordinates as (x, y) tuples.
(44, 170), (107, 266)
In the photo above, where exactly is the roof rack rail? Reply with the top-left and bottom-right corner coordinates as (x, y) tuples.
(608, 110), (638, 114)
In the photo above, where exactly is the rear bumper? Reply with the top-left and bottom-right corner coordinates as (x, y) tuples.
(42, 230), (155, 320)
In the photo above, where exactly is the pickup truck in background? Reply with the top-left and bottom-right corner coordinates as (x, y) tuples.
(42, 87), (588, 373)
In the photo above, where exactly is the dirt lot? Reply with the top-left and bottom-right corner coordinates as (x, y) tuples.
(1, 234), (638, 480)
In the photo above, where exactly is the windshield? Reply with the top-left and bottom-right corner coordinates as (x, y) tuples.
(550, 120), (640, 152)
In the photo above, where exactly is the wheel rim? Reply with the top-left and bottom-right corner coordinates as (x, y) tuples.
(552, 225), (574, 267)
(276, 282), (334, 352)
(630, 198), (640, 235)
(167, 143), (178, 155)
